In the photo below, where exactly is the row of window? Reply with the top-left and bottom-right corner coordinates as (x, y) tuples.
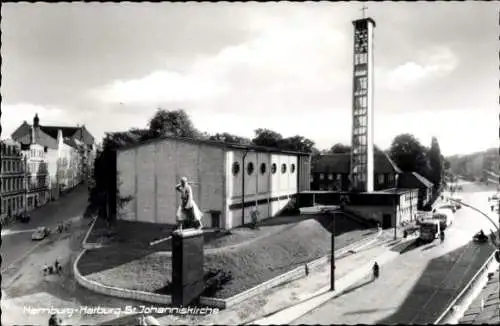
(314, 173), (395, 184)
(1, 177), (25, 194)
(28, 148), (47, 158)
(28, 162), (48, 174)
(1, 159), (24, 174)
(1, 195), (24, 215)
(232, 162), (296, 177)
(27, 176), (49, 190)
(1, 144), (21, 157)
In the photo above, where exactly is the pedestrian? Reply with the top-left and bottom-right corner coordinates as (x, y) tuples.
(440, 230), (445, 243)
(54, 259), (60, 274)
(372, 262), (379, 280)
(48, 313), (61, 326)
(403, 229), (408, 239)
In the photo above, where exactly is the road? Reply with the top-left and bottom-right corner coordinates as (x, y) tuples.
(294, 181), (499, 325)
(1, 186), (89, 270)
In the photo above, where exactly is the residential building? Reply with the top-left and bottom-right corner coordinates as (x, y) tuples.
(114, 136), (311, 229)
(311, 153), (402, 191)
(22, 143), (50, 211)
(11, 114), (96, 200)
(0, 140), (26, 222)
(398, 172), (434, 209)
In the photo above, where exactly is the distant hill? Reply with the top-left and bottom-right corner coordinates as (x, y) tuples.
(447, 148), (498, 180)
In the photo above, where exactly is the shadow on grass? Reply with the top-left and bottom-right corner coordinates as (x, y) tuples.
(377, 240), (496, 325)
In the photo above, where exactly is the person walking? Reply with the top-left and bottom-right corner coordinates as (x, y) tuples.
(372, 262), (380, 280)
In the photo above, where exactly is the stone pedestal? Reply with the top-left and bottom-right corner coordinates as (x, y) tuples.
(172, 228), (204, 306)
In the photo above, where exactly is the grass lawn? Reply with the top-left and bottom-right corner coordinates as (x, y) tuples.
(85, 216), (299, 251)
(79, 213), (374, 299)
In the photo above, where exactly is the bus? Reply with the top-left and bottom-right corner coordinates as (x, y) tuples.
(419, 219), (441, 243)
(432, 209), (454, 230)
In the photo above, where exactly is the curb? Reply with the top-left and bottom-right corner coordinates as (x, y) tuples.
(434, 250), (499, 324)
(74, 229), (382, 309)
(81, 217), (104, 250)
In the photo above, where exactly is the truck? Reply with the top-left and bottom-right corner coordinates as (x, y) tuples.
(432, 209), (454, 230)
(419, 219), (441, 243)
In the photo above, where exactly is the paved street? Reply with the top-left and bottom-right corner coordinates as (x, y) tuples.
(294, 181), (499, 325)
(1, 185), (88, 270)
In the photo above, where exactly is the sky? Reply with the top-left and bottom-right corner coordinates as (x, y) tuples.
(1, 2), (498, 156)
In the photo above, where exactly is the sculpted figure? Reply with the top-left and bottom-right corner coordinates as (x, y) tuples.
(176, 177), (203, 230)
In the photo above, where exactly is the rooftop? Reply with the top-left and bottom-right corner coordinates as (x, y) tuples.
(116, 134), (311, 156)
(312, 152), (403, 174)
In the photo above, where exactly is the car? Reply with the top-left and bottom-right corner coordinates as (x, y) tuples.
(492, 194), (499, 200)
(32, 227), (50, 241)
(15, 213), (31, 223)
(434, 204), (457, 214)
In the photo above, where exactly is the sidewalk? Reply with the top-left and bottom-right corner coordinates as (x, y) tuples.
(251, 234), (406, 325)
(459, 268), (500, 324)
(105, 232), (399, 326)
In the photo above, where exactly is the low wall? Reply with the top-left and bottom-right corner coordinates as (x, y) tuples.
(74, 229), (381, 309)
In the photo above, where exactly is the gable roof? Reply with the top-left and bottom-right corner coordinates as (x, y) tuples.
(40, 126), (78, 139)
(398, 172), (434, 188)
(11, 121), (95, 149)
(312, 152), (403, 174)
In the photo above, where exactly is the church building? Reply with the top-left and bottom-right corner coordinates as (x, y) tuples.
(115, 136), (311, 229)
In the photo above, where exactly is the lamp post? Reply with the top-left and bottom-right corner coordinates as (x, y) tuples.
(330, 209), (336, 291)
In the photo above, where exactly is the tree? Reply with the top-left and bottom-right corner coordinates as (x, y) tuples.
(209, 132), (252, 145)
(279, 135), (316, 153)
(148, 108), (200, 138)
(326, 143), (383, 154)
(428, 137), (444, 190)
(389, 134), (429, 177)
(330, 143), (351, 154)
(252, 128), (283, 148)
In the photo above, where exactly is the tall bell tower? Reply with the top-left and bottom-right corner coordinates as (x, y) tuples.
(350, 15), (376, 193)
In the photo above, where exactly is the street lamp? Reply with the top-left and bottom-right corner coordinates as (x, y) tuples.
(326, 208), (337, 292)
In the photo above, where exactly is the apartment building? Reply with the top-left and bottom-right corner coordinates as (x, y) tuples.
(0, 139), (26, 222)
(11, 114), (96, 200)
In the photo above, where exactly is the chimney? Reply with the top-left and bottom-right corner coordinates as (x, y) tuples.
(33, 113), (39, 127)
(57, 129), (63, 147)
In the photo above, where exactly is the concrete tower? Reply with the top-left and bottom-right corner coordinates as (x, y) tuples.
(350, 17), (376, 193)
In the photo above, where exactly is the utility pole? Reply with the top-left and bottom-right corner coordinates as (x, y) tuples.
(330, 210), (336, 291)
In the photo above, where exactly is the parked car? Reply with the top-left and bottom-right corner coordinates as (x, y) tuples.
(433, 204), (457, 214)
(15, 213), (31, 223)
(32, 227), (50, 241)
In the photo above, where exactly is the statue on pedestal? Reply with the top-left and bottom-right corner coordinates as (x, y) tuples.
(176, 177), (203, 230)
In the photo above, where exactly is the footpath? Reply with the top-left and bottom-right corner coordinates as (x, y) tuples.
(459, 268), (500, 324)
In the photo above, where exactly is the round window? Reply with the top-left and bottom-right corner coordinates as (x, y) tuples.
(260, 163), (266, 174)
(247, 162), (254, 175)
(271, 163), (277, 174)
(281, 163), (287, 174)
(232, 162), (240, 176)
(291, 164), (296, 173)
